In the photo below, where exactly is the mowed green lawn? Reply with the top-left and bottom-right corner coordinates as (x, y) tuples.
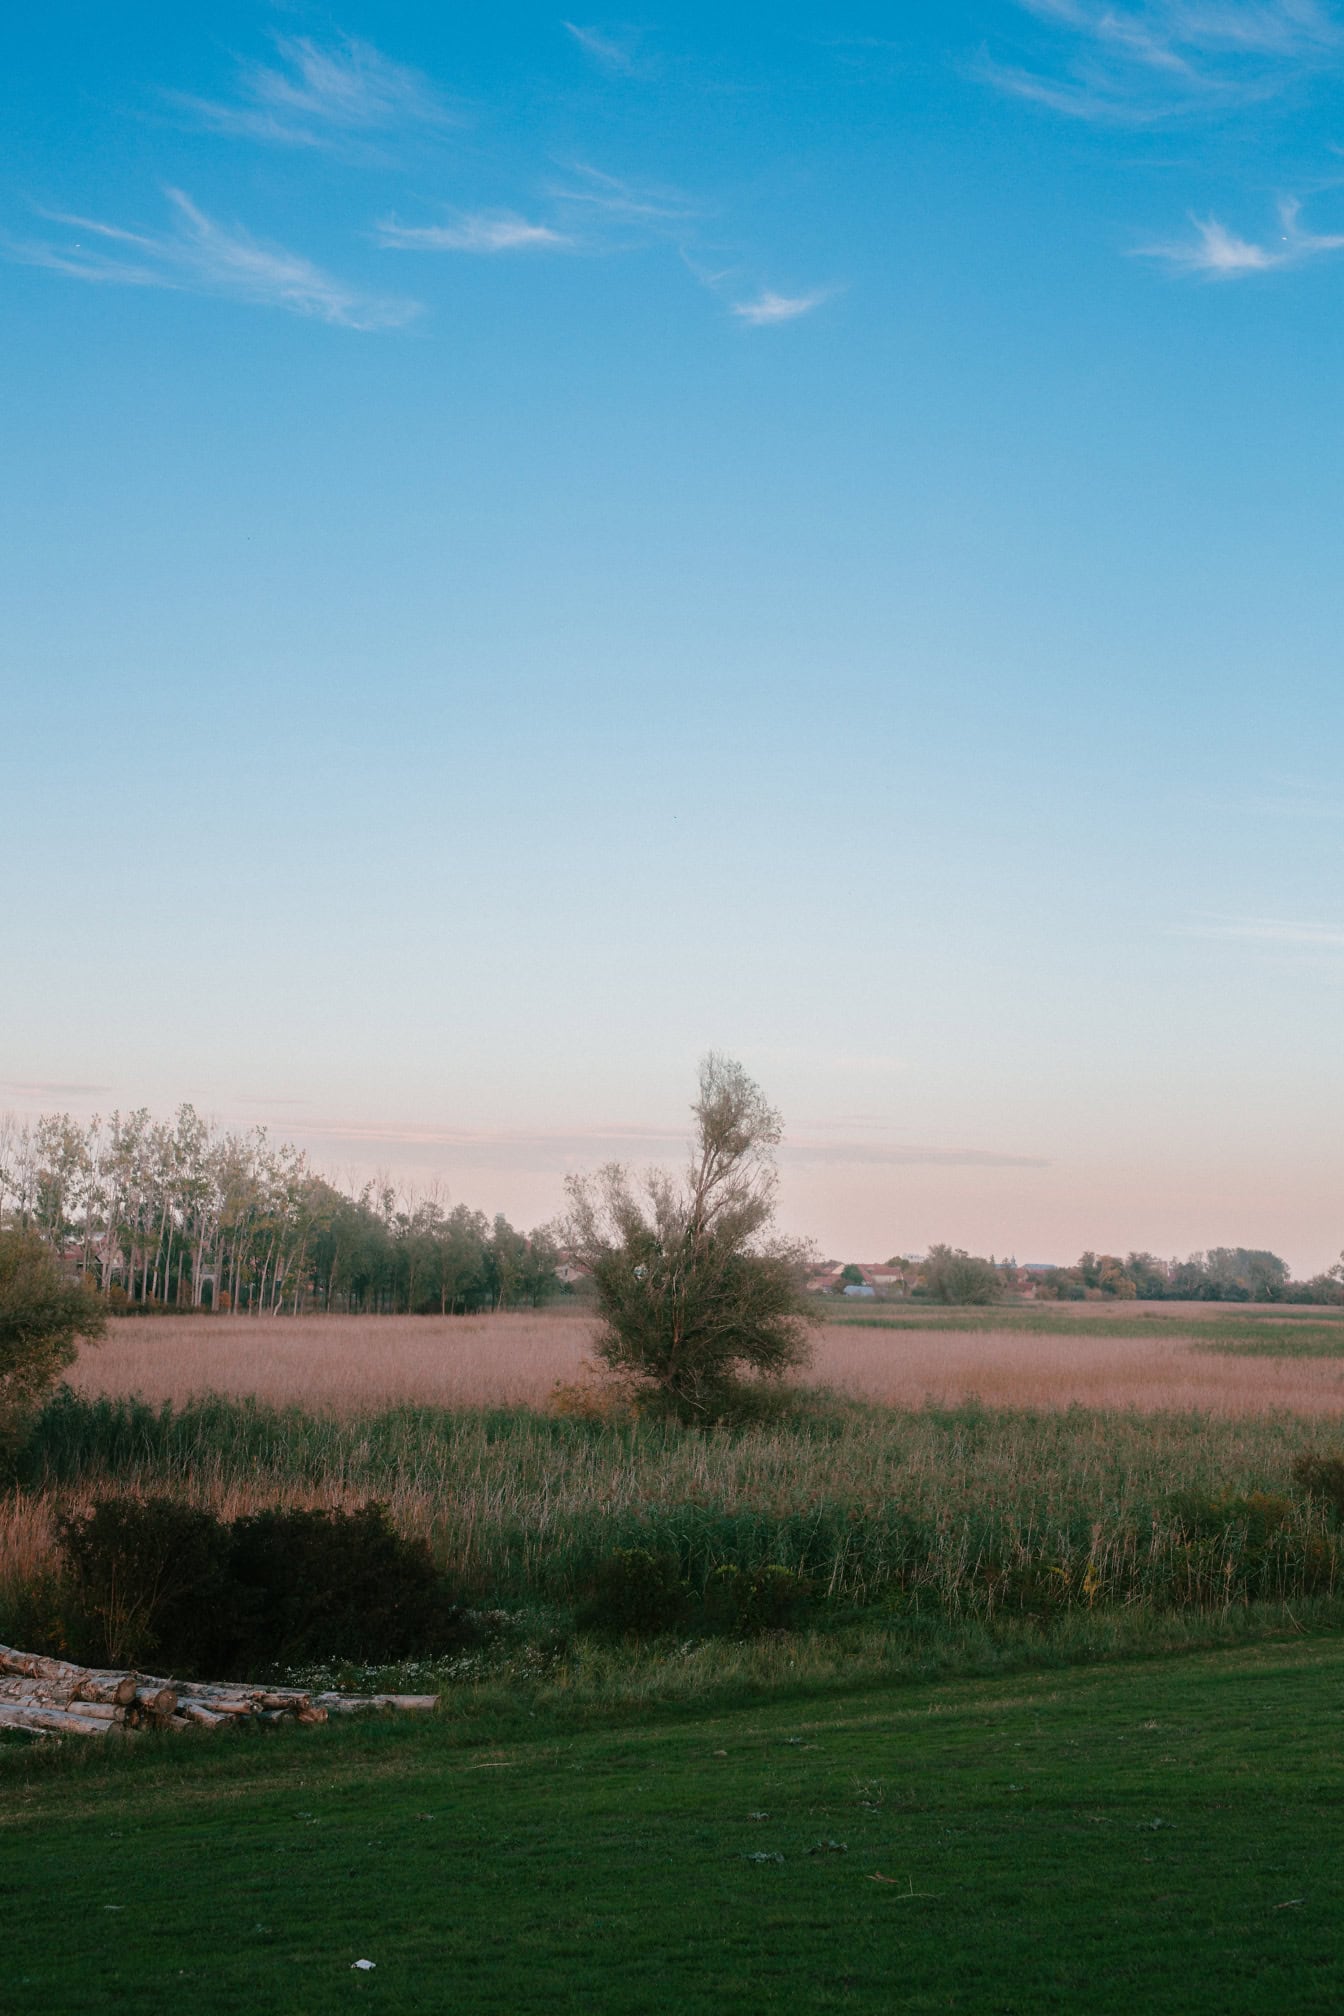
(3, 1637), (1342, 2015)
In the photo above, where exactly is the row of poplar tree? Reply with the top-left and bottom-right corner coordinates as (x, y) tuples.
(0, 1107), (562, 1315)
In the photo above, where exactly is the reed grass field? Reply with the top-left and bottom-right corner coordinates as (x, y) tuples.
(65, 1304), (1344, 1417)
(5, 1301), (1343, 1703)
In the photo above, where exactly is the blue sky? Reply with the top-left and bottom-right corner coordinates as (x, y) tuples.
(4, 4), (1343, 1269)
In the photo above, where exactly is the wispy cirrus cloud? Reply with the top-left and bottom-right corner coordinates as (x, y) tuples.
(562, 22), (652, 77)
(7, 189), (419, 330)
(377, 210), (572, 253)
(1187, 914), (1344, 947)
(731, 286), (831, 326)
(282, 1116), (1047, 1175)
(174, 33), (450, 149)
(981, 1), (1342, 121)
(782, 1137), (1050, 1170)
(1138, 194), (1344, 272)
(0, 1081), (110, 1099)
(548, 162), (698, 229)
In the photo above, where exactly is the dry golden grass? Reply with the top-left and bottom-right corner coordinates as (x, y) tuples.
(814, 1322), (1344, 1414)
(63, 1306), (1344, 1418)
(68, 1310), (597, 1414)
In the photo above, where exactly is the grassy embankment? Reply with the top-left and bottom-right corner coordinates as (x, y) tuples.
(3, 1635), (1342, 2013)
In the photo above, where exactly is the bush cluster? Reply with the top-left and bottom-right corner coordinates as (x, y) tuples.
(56, 1497), (470, 1677)
(578, 1546), (815, 1640)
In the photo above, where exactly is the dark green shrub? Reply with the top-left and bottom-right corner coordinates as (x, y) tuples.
(703, 1562), (815, 1635)
(58, 1497), (233, 1670)
(578, 1547), (689, 1638)
(224, 1502), (465, 1671)
(56, 1497), (469, 1677)
(1292, 1451), (1344, 1522)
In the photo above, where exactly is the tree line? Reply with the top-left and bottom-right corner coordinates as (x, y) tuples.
(876, 1244), (1344, 1305)
(0, 1108), (562, 1315)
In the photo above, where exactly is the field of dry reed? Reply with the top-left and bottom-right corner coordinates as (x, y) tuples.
(5, 1304), (1342, 1639)
(63, 1306), (1344, 1418)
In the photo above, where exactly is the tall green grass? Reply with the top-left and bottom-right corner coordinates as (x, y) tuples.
(10, 1387), (1344, 1626)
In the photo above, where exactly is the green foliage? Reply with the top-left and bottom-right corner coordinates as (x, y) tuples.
(703, 1562), (816, 1635)
(579, 1549), (816, 1639)
(0, 1229), (104, 1450)
(0, 1104), (559, 1316)
(59, 1497), (234, 1670)
(225, 1502), (465, 1671)
(567, 1056), (817, 1423)
(55, 1496), (469, 1676)
(578, 1547), (690, 1639)
(921, 1243), (1003, 1305)
(14, 1383), (1344, 1638)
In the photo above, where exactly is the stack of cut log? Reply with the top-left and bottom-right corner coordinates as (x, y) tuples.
(0, 1645), (437, 1739)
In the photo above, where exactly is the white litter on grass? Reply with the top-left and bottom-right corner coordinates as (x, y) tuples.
(352, 1959), (376, 1970)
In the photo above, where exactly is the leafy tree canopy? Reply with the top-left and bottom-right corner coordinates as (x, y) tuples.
(566, 1055), (816, 1423)
(0, 1229), (105, 1448)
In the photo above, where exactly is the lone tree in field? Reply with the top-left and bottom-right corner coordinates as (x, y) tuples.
(0, 1229), (105, 1451)
(565, 1055), (816, 1423)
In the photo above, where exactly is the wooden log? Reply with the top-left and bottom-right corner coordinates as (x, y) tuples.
(311, 1692), (439, 1713)
(0, 1647), (432, 1733)
(176, 1701), (229, 1728)
(53, 1698), (122, 1723)
(0, 1645), (138, 1699)
(0, 1678), (131, 1718)
(172, 1680), (310, 1705)
(0, 1678), (65, 1704)
(0, 1677), (124, 1725)
(0, 1702), (117, 1737)
(77, 1674), (140, 1708)
(132, 1684), (179, 1720)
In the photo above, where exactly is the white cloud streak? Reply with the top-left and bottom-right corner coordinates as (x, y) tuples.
(377, 210), (571, 253)
(983, 1), (1342, 121)
(8, 190), (419, 330)
(0, 1081), (110, 1098)
(548, 162), (698, 227)
(1139, 195), (1344, 272)
(731, 286), (830, 325)
(1188, 915), (1344, 947)
(562, 22), (647, 75)
(175, 33), (449, 149)
(282, 1117), (1047, 1174)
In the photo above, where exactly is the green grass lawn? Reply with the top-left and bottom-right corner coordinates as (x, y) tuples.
(4, 1635), (1342, 2014)
(828, 1307), (1344, 1351)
